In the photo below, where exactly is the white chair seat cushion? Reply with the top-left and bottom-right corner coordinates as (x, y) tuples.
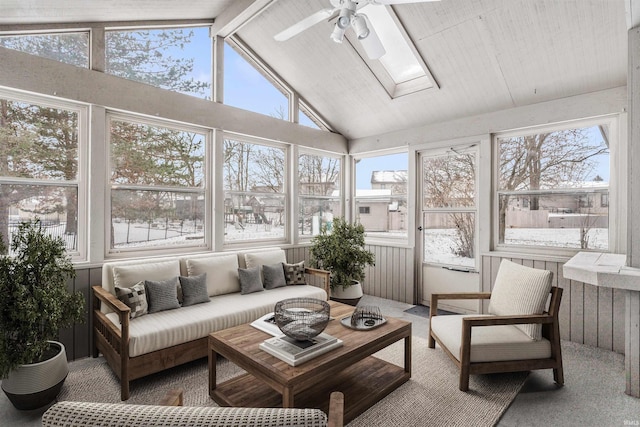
(488, 259), (553, 340)
(106, 285), (327, 357)
(430, 314), (551, 363)
(43, 401), (329, 427)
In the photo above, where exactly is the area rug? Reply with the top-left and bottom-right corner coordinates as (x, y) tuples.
(57, 337), (527, 426)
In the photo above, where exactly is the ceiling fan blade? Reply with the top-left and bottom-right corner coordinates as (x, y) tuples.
(274, 8), (336, 41)
(367, 0), (441, 4)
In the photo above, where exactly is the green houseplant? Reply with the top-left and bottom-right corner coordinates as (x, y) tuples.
(0, 219), (85, 410)
(309, 217), (375, 305)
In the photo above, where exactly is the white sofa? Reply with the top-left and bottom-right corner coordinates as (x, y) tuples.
(92, 248), (330, 401)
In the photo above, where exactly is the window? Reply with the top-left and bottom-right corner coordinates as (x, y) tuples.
(421, 149), (477, 268)
(224, 135), (286, 243)
(224, 41), (289, 119)
(105, 26), (211, 99)
(298, 152), (341, 238)
(351, 5), (438, 98)
(0, 31), (89, 68)
(355, 152), (408, 240)
(496, 122), (610, 251)
(108, 115), (207, 252)
(359, 206), (370, 214)
(0, 91), (86, 257)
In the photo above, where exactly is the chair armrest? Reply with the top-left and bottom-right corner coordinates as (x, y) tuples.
(327, 391), (344, 427)
(305, 267), (331, 297)
(463, 313), (554, 328)
(158, 388), (184, 406)
(92, 285), (130, 314)
(430, 292), (491, 319)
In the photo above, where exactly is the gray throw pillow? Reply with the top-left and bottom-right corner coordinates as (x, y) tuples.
(145, 277), (181, 313)
(115, 281), (148, 319)
(263, 262), (287, 290)
(179, 273), (210, 307)
(238, 266), (264, 295)
(283, 260), (306, 285)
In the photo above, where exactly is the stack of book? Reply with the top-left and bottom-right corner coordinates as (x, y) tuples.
(259, 332), (343, 366)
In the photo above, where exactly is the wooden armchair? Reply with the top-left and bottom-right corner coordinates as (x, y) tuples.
(428, 259), (564, 391)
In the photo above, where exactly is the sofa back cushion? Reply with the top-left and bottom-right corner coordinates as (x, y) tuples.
(184, 253), (240, 296)
(107, 258), (181, 291)
(238, 248), (286, 269)
(488, 259), (553, 340)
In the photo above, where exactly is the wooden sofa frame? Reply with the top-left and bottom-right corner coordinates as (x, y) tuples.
(92, 267), (330, 401)
(428, 286), (564, 391)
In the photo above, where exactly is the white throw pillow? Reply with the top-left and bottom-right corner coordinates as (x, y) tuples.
(488, 259), (553, 340)
(185, 253), (240, 296)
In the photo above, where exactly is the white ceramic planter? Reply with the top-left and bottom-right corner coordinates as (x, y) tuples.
(332, 281), (363, 299)
(331, 281), (364, 306)
(2, 341), (68, 410)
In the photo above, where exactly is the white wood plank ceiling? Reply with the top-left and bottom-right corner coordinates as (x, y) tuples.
(0, 0), (628, 140)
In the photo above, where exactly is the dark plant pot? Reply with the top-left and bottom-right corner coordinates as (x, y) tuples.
(1, 341), (68, 410)
(330, 296), (362, 306)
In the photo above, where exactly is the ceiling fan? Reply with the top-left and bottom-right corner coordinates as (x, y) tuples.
(274, 0), (441, 60)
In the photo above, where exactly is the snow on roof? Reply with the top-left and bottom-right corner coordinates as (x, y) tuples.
(371, 170), (407, 184)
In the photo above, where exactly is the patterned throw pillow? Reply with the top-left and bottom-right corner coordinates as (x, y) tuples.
(238, 266), (264, 295)
(145, 277), (181, 313)
(283, 261), (306, 286)
(115, 281), (148, 319)
(179, 273), (210, 307)
(263, 263), (287, 290)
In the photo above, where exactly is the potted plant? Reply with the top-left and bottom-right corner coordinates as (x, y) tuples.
(0, 219), (85, 410)
(309, 217), (375, 306)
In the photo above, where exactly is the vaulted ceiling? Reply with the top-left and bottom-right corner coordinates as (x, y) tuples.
(0, 0), (629, 140)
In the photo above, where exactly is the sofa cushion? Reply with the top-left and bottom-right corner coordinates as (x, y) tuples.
(185, 253), (240, 296)
(244, 249), (287, 270)
(106, 285), (327, 357)
(430, 314), (552, 363)
(488, 259), (553, 339)
(115, 282), (148, 319)
(263, 263), (287, 290)
(239, 267), (264, 295)
(284, 261), (306, 285)
(145, 277), (181, 313)
(179, 274), (210, 307)
(112, 259), (181, 290)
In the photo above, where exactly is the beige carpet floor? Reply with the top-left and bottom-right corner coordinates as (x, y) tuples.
(57, 336), (527, 426)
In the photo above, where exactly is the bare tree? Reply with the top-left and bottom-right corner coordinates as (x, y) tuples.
(498, 128), (609, 244)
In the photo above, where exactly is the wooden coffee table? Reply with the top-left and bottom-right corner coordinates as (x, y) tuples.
(208, 301), (411, 424)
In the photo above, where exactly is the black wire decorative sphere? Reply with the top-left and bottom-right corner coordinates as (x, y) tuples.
(274, 298), (331, 341)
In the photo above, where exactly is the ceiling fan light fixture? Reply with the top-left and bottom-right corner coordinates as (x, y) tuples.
(356, 14), (386, 59)
(352, 14), (370, 39)
(330, 23), (346, 43)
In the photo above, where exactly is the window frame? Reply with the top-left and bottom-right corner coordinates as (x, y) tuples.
(296, 147), (343, 242)
(352, 149), (409, 245)
(0, 88), (89, 261)
(420, 145), (479, 270)
(492, 116), (617, 257)
(222, 132), (290, 248)
(105, 111), (211, 256)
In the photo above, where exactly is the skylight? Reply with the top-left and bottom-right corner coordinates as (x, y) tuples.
(355, 4), (438, 98)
